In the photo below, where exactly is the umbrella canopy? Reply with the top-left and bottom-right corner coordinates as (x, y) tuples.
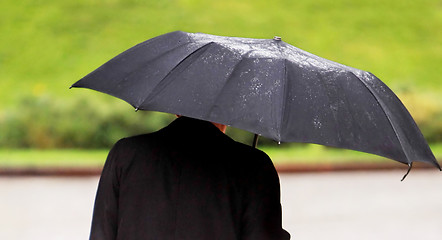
(71, 31), (441, 174)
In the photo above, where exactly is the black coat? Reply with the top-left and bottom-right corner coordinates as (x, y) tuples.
(90, 117), (290, 240)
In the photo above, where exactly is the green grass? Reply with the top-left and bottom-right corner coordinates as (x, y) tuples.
(0, 149), (108, 169)
(1, 143), (441, 169)
(262, 143), (442, 164)
(1, 0), (441, 108)
(262, 145), (390, 164)
(261, 143), (442, 164)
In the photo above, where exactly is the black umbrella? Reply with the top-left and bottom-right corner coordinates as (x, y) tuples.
(71, 31), (441, 179)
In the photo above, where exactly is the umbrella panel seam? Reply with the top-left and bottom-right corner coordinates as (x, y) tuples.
(137, 42), (215, 110)
(348, 72), (410, 164)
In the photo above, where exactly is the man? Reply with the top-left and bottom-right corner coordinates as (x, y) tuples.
(90, 116), (290, 240)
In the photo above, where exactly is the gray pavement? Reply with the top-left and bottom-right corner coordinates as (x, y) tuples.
(0, 170), (441, 240)
(280, 170), (442, 240)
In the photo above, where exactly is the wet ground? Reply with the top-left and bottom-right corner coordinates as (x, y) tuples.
(1, 170), (441, 240)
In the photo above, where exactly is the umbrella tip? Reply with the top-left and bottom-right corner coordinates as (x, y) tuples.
(273, 36), (282, 41)
(400, 163), (413, 182)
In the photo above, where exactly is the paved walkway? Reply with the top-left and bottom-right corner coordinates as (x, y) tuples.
(280, 170), (442, 240)
(1, 170), (441, 240)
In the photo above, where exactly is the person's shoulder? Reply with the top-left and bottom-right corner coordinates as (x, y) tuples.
(229, 139), (272, 162)
(106, 132), (164, 167)
(228, 141), (279, 182)
(229, 139), (267, 154)
(112, 131), (162, 150)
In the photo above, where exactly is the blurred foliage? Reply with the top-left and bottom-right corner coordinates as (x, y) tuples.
(397, 91), (442, 142)
(0, 95), (174, 148)
(0, 0), (441, 148)
(0, 93), (274, 148)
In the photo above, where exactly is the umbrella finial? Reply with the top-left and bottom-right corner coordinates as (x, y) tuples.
(273, 36), (282, 41)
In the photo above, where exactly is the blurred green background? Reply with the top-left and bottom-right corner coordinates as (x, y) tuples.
(1, 0), (441, 168)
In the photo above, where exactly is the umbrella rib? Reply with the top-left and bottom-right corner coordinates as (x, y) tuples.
(124, 31), (191, 57)
(207, 50), (255, 123)
(119, 43), (195, 101)
(137, 42), (215, 110)
(278, 59), (288, 142)
(77, 41), (195, 109)
(349, 72), (411, 165)
(275, 41), (288, 142)
(129, 42), (193, 75)
(113, 32), (194, 81)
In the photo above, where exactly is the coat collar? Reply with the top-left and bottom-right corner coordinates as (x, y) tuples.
(164, 116), (229, 141)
